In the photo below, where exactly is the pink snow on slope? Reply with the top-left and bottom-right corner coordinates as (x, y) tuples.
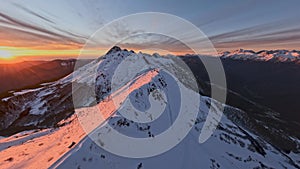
(0, 69), (159, 169)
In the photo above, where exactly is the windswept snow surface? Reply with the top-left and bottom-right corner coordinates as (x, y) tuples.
(51, 68), (299, 169)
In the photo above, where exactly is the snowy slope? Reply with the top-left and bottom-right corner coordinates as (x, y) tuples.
(0, 58), (99, 135)
(0, 115), (86, 169)
(52, 71), (299, 169)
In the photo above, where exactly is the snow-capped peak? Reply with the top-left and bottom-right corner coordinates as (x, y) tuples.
(106, 46), (122, 55)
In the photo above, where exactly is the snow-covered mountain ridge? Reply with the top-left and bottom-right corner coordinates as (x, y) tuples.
(53, 65), (300, 168)
(0, 47), (299, 169)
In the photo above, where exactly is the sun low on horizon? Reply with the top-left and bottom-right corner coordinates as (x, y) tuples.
(0, 47), (19, 64)
(0, 49), (15, 60)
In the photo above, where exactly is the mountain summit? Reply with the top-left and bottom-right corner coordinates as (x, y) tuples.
(106, 46), (122, 55)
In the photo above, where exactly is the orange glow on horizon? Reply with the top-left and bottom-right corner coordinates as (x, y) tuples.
(0, 45), (218, 64)
(0, 46), (108, 63)
(0, 45), (195, 64)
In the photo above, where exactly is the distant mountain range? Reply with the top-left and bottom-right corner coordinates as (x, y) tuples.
(220, 49), (300, 63)
(182, 49), (300, 124)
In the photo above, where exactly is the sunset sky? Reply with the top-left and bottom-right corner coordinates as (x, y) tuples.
(0, 0), (300, 63)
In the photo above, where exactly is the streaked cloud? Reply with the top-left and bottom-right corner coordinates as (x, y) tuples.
(0, 0), (299, 60)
